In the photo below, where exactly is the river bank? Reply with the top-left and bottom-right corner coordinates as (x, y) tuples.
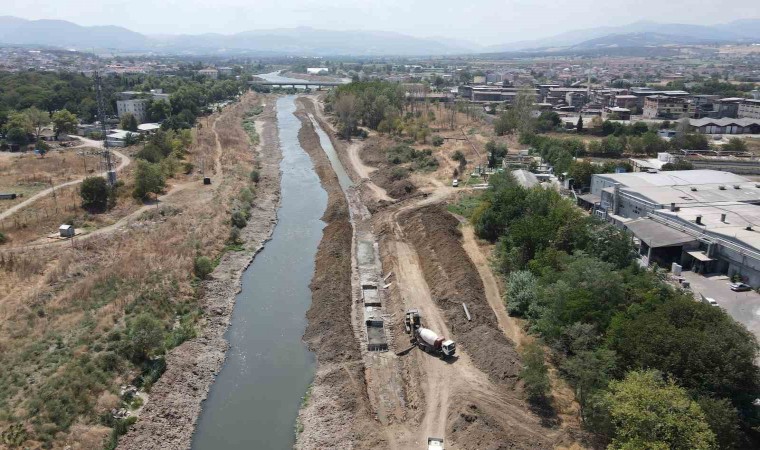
(117, 96), (282, 450)
(293, 99), (384, 449)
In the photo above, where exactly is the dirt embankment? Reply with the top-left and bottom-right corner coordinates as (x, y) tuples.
(293, 99), (383, 449)
(117, 98), (282, 450)
(392, 205), (564, 449)
(400, 205), (522, 385)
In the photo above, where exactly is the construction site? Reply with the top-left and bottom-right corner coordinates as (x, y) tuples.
(292, 95), (584, 450)
(0, 80), (583, 449)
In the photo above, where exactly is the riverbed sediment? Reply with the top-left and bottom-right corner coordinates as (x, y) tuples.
(293, 99), (385, 449)
(117, 98), (282, 450)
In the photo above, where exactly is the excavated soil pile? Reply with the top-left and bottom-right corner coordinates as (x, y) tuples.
(400, 205), (522, 385)
(293, 106), (383, 450)
(447, 400), (553, 450)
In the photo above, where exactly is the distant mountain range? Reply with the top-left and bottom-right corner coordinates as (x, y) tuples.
(0, 16), (759, 56)
(485, 20), (760, 52)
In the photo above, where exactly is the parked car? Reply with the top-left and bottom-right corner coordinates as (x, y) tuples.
(452, 179), (459, 187)
(730, 282), (751, 292)
(705, 297), (719, 307)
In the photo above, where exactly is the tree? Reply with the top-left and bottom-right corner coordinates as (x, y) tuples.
(194, 256), (214, 279)
(7, 111), (30, 130)
(494, 112), (514, 136)
(127, 314), (165, 362)
(120, 113), (138, 132)
(536, 111), (561, 132)
(722, 138), (747, 153)
(607, 297), (760, 412)
(520, 342), (551, 402)
(661, 160), (694, 171)
(6, 127), (28, 146)
(51, 109), (78, 140)
(562, 347), (616, 421)
(696, 396), (744, 449)
(24, 107), (50, 141)
(80, 177), (110, 211)
(576, 115), (584, 133)
(582, 220), (636, 269)
(568, 160), (596, 189)
(603, 370), (716, 450)
(148, 100), (172, 122)
(124, 132), (139, 146)
(334, 93), (358, 139)
(132, 160), (165, 201)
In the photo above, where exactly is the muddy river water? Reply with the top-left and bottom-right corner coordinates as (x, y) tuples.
(191, 95), (327, 449)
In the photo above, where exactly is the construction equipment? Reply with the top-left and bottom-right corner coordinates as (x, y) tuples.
(428, 437), (445, 449)
(404, 309), (421, 333)
(416, 327), (456, 358)
(403, 309), (456, 358)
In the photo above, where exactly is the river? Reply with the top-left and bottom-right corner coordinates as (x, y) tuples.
(191, 96), (327, 449)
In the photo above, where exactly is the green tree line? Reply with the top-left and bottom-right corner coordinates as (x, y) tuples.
(470, 172), (760, 448)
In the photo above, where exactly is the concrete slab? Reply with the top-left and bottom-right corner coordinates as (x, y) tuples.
(358, 240), (375, 267)
(362, 285), (380, 306)
(366, 319), (388, 352)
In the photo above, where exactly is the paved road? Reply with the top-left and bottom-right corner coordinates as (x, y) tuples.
(681, 271), (760, 339)
(0, 138), (131, 222)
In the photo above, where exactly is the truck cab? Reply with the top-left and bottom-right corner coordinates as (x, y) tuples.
(428, 437), (444, 449)
(441, 340), (456, 357)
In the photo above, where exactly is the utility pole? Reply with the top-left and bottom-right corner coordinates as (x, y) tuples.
(95, 69), (116, 186)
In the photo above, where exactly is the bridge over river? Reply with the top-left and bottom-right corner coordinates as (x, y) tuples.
(249, 80), (344, 89)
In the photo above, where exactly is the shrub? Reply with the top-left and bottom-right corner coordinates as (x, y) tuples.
(505, 270), (538, 316)
(390, 167), (409, 181)
(250, 169), (260, 183)
(132, 160), (165, 201)
(231, 211), (248, 228)
(228, 227), (242, 245)
(432, 135), (444, 146)
(451, 150), (465, 162)
(127, 314), (165, 362)
(0, 232), (7, 244)
(193, 256), (214, 279)
(520, 342), (551, 402)
(80, 176), (110, 211)
(239, 187), (254, 205)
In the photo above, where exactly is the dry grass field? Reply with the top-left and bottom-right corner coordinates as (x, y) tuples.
(0, 93), (263, 449)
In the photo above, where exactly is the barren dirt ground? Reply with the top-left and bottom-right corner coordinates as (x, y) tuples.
(299, 95), (583, 449)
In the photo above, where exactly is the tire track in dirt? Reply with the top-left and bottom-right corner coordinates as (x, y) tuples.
(301, 94), (577, 449)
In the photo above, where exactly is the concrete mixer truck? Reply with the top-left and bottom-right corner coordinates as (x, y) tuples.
(404, 309), (456, 358)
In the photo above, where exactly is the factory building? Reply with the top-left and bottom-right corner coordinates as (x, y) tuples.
(584, 170), (760, 286)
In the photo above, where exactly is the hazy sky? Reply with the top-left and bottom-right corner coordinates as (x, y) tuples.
(4, 0), (759, 45)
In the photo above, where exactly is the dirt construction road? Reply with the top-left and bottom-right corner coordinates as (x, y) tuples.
(296, 95), (582, 449)
(0, 140), (130, 222)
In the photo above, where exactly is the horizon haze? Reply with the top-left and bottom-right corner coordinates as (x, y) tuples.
(3, 0), (760, 46)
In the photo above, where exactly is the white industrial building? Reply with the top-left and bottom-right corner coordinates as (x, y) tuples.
(583, 170), (760, 286)
(116, 90), (170, 124)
